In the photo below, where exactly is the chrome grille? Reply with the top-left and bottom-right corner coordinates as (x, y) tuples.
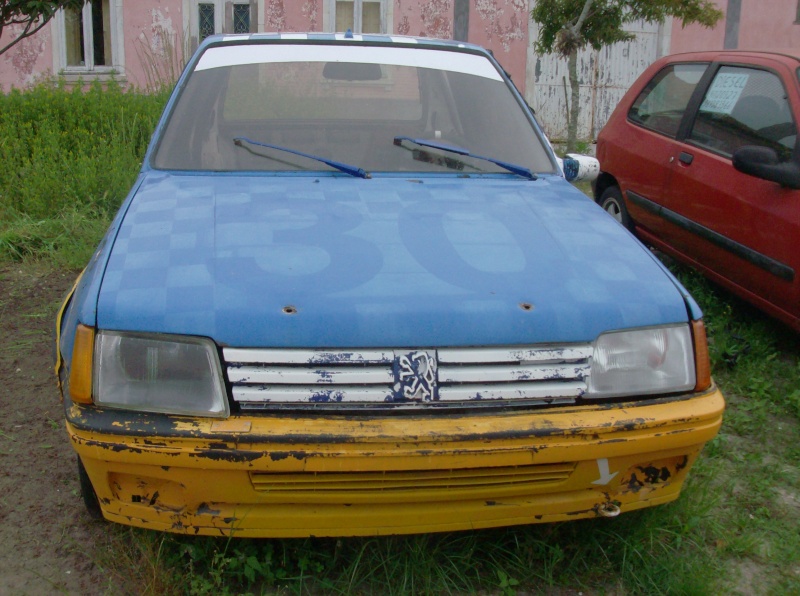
(224, 345), (592, 409)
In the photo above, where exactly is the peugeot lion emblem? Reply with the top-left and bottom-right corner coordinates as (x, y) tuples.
(395, 351), (437, 401)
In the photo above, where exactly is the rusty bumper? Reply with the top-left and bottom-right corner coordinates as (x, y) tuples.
(67, 389), (724, 537)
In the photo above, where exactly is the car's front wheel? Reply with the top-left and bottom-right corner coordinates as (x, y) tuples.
(599, 186), (632, 230)
(77, 456), (104, 521)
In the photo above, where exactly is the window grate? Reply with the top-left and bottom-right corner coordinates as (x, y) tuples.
(233, 4), (251, 34)
(199, 3), (215, 40)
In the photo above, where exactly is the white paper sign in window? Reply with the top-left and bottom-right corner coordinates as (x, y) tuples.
(700, 73), (749, 114)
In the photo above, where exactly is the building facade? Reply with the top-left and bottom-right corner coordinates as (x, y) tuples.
(0, 0), (530, 93)
(1, 0), (798, 141)
(671, 0), (800, 54)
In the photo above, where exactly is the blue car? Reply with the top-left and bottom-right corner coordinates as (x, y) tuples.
(56, 33), (723, 537)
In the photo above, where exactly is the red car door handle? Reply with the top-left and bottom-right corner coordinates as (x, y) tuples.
(679, 152), (694, 165)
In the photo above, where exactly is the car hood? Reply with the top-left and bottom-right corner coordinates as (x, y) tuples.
(96, 173), (689, 347)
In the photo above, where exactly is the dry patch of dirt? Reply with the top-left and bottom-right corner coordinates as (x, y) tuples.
(0, 264), (111, 594)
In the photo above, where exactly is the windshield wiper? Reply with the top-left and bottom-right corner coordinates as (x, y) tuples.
(234, 137), (370, 179)
(393, 136), (537, 180)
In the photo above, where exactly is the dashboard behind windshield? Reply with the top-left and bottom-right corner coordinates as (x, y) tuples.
(153, 44), (554, 175)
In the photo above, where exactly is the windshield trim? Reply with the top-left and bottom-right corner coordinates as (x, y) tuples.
(194, 44), (504, 81)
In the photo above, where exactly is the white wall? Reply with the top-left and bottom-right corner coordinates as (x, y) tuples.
(525, 2), (671, 142)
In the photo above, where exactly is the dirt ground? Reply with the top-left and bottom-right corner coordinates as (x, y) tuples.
(0, 264), (110, 595)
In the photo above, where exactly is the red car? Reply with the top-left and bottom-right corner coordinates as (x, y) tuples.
(595, 50), (800, 332)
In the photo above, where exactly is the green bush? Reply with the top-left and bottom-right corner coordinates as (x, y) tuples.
(0, 80), (168, 265)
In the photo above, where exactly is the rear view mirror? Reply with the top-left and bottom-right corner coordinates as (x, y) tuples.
(732, 146), (800, 190)
(322, 62), (382, 81)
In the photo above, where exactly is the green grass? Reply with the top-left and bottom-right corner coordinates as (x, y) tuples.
(3, 84), (798, 594)
(0, 79), (167, 267)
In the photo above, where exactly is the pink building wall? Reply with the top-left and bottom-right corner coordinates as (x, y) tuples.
(263, 0), (321, 32)
(0, 0), (529, 92)
(123, 0), (185, 90)
(396, 0), (453, 39)
(0, 25), (54, 90)
(671, 0), (800, 54)
(469, 0), (528, 89)
(670, 16), (725, 53)
(394, 0), (528, 91)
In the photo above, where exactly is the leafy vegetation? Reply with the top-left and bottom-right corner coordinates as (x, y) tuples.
(0, 0), (87, 56)
(2, 83), (798, 594)
(0, 80), (167, 267)
(530, 0), (722, 151)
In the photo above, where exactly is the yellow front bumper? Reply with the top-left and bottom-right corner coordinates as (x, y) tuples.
(68, 389), (724, 537)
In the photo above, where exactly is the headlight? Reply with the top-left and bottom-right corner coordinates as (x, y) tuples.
(94, 331), (229, 417)
(586, 325), (695, 399)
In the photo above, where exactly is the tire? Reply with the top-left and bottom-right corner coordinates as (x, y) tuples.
(599, 186), (632, 230)
(77, 456), (104, 521)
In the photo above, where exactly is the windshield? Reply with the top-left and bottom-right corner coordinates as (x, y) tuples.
(153, 43), (554, 174)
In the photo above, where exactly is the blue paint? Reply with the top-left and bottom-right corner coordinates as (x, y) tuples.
(315, 370), (334, 383)
(309, 391), (345, 403)
(93, 174), (691, 347)
(562, 158), (580, 182)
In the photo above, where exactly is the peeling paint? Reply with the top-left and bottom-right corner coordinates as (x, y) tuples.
(190, 449), (264, 463)
(637, 464), (672, 484)
(315, 369), (335, 383)
(310, 390), (345, 403)
(147, 9), (176, 55)
(419, 0), (452, 39)
(265, 0), (287, 31)
(197, 502), (221, 516)
(475, 0), (524, 52)
(397, 15), (411, 36)
(302, 1), (319, 31)
(268, 451), (308, 461)
(2, 24), (46, 84)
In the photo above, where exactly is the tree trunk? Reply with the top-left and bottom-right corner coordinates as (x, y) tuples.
(567, 47), (580, 152)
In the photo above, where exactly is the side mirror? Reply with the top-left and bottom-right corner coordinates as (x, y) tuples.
(732, 146), (800, 190)
(561, 153), (600, 183)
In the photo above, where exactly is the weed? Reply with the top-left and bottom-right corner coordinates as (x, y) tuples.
(133, 25), (186, 93)
(570, 139), (594, 155)
(496, 568), (520, 595)
(0, 80), (166, 265)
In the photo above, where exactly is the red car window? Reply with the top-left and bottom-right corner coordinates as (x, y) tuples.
(688, 66), (797, 160)
(628, 63), (708, 138)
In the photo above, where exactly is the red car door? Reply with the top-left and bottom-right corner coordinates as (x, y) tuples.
(659, 58), (800, 328)
(600, 63), (709, 239)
